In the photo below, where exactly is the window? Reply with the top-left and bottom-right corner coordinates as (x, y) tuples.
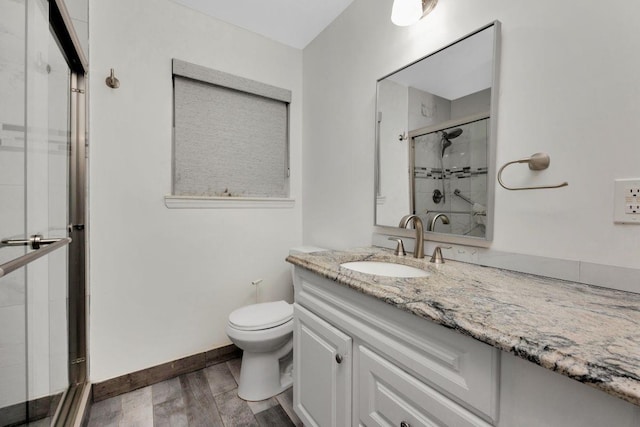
(168, 59), (292, 208)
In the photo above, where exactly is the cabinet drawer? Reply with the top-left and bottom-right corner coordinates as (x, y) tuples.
(358, 345), (492, 427)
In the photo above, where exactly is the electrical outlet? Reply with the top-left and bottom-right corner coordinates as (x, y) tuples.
(614, 179), (640, 224)
(626, 203), (640, 214)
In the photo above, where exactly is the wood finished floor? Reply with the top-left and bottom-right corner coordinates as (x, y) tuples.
(87, 358), (302, 427)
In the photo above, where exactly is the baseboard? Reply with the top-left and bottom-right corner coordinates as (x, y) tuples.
(0, 392), (63, 426)
(92, 344), (241, 402)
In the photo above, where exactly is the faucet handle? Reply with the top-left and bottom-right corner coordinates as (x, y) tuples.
(388, 237), (406, 256)
(430, 246), (451, 264)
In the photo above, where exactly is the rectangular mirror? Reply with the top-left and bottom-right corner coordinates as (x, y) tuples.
(375, 22), (501, 244)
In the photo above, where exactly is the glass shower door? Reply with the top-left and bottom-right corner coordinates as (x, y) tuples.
(1, 0), (72, 425)
(0, 0), (29, 423)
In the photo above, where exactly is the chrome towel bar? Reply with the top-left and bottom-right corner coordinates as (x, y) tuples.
(2, 234), (64, 250)
(0, 237), (71, 278)
(497, 152), (568, 191)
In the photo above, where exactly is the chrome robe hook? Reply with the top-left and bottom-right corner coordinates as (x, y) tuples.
(105, 68), (120, 89)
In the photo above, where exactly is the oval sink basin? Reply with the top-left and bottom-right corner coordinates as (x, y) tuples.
(340, 261), (429, 278)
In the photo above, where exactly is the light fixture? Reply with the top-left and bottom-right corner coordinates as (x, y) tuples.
(391, 0), (438, 26)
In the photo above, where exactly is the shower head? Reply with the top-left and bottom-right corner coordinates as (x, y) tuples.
(440, 128), (462, 157)
(442, 128), (463, 140)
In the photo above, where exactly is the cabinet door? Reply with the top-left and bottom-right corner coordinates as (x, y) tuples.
(358, 345), (492, 427)
(294, 304), (352, 427)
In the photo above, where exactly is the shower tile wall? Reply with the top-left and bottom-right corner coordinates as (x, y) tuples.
(414, 119), (488, 237)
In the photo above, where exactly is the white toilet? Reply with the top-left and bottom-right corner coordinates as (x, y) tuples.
(225, 247), (324, 401)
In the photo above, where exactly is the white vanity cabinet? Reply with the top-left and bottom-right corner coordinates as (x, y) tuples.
(293, 304), (352, 427)
(293, 267), (500, 427)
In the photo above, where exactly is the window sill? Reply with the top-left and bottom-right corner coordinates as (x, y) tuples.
(164, 195), (296, 209)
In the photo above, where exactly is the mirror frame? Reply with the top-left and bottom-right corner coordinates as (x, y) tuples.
(374, 21), (501, 247)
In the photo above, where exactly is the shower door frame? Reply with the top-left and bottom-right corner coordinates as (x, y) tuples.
(48, 0), (89, 425)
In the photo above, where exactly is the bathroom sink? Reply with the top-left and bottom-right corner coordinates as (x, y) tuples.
(340, 261), (430, 278)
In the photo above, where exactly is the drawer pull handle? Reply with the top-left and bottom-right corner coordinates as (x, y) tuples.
(400, 422), (410, 427)
(335, 354), (343, 364)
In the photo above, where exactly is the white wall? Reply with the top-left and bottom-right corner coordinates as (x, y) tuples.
(89, 0), (303, 382)
(303, 0), (640, 273)
(407, 87), (450, 130)
(376, 79), (408, 226)
(451, 88), (491, 120)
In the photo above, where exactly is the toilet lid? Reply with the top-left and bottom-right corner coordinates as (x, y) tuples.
(228, 301), (293, 331)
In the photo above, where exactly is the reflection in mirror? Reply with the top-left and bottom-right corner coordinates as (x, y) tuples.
(375, 22), (500, 243)
(411, 116), (488, 237)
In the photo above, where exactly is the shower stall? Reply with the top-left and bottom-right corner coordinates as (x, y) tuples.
(0, 1), (87, 425)
(411, 117), (489, 237)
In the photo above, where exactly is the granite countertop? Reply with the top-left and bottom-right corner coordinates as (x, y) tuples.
(286, 247), (640, 406)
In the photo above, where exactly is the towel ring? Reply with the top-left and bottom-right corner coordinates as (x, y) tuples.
(497, 152), (568, 191)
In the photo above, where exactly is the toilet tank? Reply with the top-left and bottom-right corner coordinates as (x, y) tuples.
(288, 246), (326, 284)
(288, 246), (326, 256)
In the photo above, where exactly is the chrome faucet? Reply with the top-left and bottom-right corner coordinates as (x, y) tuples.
(398, 214), (424, 258)
(429, 213), (450, 232)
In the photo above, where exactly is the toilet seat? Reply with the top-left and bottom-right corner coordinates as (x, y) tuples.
(228, 301), (293, 331)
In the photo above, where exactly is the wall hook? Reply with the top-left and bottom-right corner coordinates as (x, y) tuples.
(497, 152), (568, 191)
(105, 68), (120, 89)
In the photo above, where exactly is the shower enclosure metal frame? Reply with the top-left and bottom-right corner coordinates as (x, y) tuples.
(51, 0), (90, 423)
(57, 70), (88, 427)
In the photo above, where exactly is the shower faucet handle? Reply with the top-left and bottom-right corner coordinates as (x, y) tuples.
(388, 237), (406, 256)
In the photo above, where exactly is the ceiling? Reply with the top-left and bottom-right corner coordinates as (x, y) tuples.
(171, 0), (355, 49)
